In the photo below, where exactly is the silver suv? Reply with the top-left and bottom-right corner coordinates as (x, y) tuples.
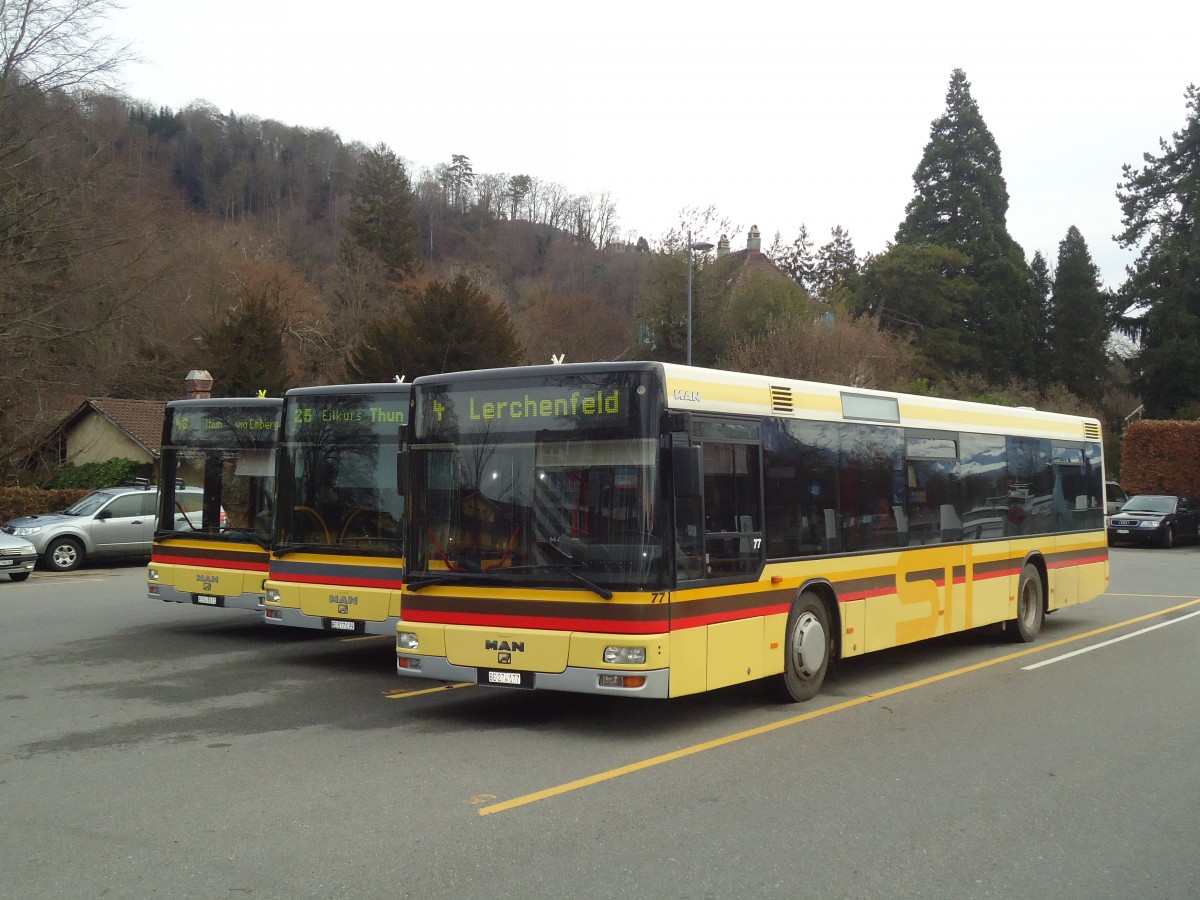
(2, 482), (204, 572)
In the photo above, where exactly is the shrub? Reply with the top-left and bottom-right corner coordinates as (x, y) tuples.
(44, 459), (153, 490)
(1120, 421), (1200, 496)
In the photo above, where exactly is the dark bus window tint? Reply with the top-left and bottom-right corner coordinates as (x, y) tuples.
(961, 434), (1008, 540)
(903, 449), (960, 546)
(1053, 442), (1105, 532)
(1007, 436), (1053, 535)
(840, 425), (902, 552)
(764, 420), (839, 558)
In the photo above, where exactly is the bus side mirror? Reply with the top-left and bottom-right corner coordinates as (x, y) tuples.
(672, 445), (702, 499)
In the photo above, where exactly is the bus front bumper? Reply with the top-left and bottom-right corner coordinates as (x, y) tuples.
(263, 603), (398, 636)
(395, 653), (670, 698)
(148, 581), (265, 611)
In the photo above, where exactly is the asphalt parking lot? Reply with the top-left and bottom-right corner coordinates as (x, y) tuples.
(2, 547), (1198, 899)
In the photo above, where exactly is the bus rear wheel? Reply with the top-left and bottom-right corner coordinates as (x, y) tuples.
(1007, 563), (1044, 643)
(768, 591), (831, 703)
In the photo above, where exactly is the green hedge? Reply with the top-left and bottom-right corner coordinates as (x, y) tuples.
(45, 459), (153, 489)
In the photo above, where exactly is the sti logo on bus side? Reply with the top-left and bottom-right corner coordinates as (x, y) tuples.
(485, 640), (524, 652)
(329, 594), (359, 605)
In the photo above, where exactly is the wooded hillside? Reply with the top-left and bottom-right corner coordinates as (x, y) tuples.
(6, 1), (1199, 486)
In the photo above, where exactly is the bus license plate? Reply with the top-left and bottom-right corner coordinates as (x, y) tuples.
(329, 619), (356, 631)
(194, 594), (221, 606)
(480, 669), (533, 688)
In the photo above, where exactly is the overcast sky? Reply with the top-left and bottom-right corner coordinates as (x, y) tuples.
(109, 0), (1198, 290)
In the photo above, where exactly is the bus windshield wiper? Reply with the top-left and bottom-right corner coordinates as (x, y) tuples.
(502, 562), (614, 600)
(406, 571), (517, 591)
(217, 527), (270, 549)
(273, 542), (341, 557)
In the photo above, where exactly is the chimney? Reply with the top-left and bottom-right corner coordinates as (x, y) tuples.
(716, 234), (730, 258)
(184, 369), (213, 399)
(747, 225), (761, 252)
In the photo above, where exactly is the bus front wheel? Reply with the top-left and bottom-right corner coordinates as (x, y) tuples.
(768, 591), (831, 703)
(1008, 563), (1045, 643)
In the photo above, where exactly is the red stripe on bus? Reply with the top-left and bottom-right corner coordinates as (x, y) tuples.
(403, 599), (793, 634)
(402, 609), (665, 634)
(273, 573), (404, 590)
(152, 553), (269, 571)
(838, 586), (894, 603)
(975, 566), (1020, 581)
(1048, 553), (1107, 569)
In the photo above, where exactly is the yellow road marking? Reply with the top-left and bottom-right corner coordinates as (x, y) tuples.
(340, 634), (389, 642)
(478, 597), (1200, 816)
(384, 682), (473, 700)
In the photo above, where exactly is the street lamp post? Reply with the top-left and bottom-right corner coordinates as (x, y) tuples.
(686, 233), (714, 366)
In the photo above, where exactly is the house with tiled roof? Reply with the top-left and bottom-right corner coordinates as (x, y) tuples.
(43, 398), (168, 468)
(29, 372), (214, 471)
(710, 225), (799, 292)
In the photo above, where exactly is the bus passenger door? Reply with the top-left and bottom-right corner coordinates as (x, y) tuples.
(700, 440), (765, 578)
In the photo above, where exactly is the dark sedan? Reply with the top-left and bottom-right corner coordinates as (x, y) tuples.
(1107, 494), (1200, 548)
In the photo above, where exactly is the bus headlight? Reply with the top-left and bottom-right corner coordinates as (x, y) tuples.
(147, 568), (159, 581)
(266, 588), (281, 603)
(398, 631), (420, 650)
(604, 646), (647, 665)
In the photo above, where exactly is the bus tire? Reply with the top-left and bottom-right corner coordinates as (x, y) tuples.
(768, 590), (831, 703)
(1008, 563), (1044, 643)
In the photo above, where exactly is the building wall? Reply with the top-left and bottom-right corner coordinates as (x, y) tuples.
(65, 415), (152, 466)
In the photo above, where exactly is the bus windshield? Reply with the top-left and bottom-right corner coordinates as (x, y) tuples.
(408, 371), (666, 591)
(158, 400), (281, 541)
(274, 389), (407, 554)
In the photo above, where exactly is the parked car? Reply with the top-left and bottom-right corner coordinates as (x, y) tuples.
(1106, 493), (1200, 548)
(0, 531), (38, 581)
(1, 482), (206, 572)
(1105, 481), (1129, 515)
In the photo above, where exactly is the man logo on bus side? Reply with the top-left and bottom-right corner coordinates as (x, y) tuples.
(673, 390), (701, 402)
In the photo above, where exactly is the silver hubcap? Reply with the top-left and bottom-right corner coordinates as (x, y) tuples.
(791, 611), (827, 678)
(52, 545), (77, 568)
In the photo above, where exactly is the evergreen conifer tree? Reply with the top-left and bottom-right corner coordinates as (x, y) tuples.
(812, 226), (859, 301)
(1028, 251), (1054, 372)
(344, 143), (422, 278)
(895, 69), (1037, 382)
(1116, 84), (1200, 418)
(347, 275), (523, 381)
(1047, 227), (1108, 403)
(772, 225), (818, 295)
(201, 291), (289, 397)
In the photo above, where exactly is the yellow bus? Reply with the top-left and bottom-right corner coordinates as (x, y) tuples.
(148, 397), (282, 611)
(263, 383), (409, 635)
(396, 362), (1109, 701)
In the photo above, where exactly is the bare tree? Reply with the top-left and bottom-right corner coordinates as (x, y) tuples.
(1, 0), (137, 465)
(1, 0), (131, 94)
(721, 311), (918, 390)
(658, 204), (734, 254)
